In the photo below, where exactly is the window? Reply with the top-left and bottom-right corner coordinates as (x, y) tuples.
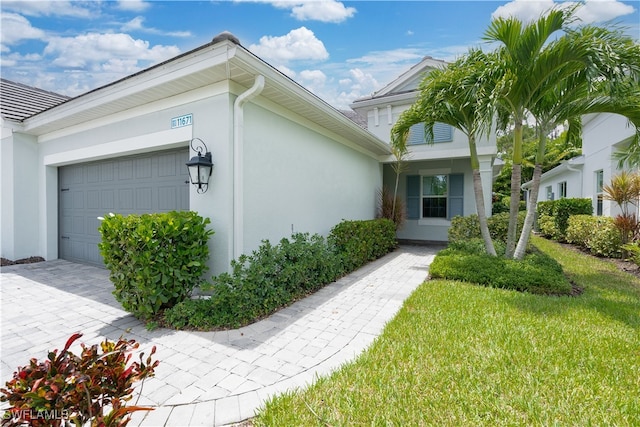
(422, 175), (448, 218)
(546, 186), (554, 201)
(558, 181), (567, 199)
(406, 174), (463, 220)
(407, 122), (453, 145)
(595, 170), (604, 216)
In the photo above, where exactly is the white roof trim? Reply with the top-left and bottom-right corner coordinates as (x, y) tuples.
(521, 155), (585, 189)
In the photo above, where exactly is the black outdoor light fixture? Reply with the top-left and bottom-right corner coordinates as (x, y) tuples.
(186, 138), (213, 194)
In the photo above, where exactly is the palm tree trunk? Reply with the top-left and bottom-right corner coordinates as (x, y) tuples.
(469, 138), (497, 256)
(505, 122), (523, 258)
(514, 131), (547, 260)
(514, 163), (542, 259)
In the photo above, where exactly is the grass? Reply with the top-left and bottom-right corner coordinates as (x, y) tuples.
(253, 236), (640, 426)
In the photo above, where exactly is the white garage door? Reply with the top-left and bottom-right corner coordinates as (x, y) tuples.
(59, 148), (190, 266)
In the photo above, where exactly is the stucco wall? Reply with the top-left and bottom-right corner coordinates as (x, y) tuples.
(242, 102), (383, 255)
(1, 130), (40, 260)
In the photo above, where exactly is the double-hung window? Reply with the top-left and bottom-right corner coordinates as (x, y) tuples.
(406, 174), (464, 220)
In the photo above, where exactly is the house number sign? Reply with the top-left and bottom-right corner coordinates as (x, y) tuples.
(171, 114), (193, 129)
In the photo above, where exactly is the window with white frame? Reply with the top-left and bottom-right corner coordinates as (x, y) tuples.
(546, 185), (554, 201)
(558, 181), (567, 199)
(406, 174), (464, 220)
(595, 170), (604, 216)
(407, 122), (453, 145)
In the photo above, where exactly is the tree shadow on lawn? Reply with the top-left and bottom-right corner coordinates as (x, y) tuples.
(507, 257), (640, 330)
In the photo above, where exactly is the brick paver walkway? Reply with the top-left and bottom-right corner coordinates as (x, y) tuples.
(0, 245), (437, 426)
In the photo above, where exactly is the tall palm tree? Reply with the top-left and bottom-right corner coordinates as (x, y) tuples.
(391, 49), (498, 256)
(511, 23), (640, 259)
(483, 7), (582, 258)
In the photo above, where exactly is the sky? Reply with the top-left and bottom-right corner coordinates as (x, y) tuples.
(1, 0), (638, 110)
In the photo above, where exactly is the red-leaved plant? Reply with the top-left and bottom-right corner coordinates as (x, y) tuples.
(1, 333), (158, 427)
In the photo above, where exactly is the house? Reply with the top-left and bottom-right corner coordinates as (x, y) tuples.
(1, 34), (500, 274)
(522, 112), (638, 217)
(1, 32), (390, 274)
(350, 56), (500, 242)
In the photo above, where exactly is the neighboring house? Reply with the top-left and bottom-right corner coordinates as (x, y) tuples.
(350, 56), (500, 242)
(1, 33), (390, 274)
(522, 112), (638, 218)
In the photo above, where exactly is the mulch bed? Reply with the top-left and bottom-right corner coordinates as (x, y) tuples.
(0, 256), (45, 267)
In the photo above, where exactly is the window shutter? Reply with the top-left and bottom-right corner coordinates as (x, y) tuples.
(407, 175), (420, 219)
(408, 123), (425, 145)
(433, 123), (453, 143)
(408, 122), (452, 145)
(448, 173), (464, 219)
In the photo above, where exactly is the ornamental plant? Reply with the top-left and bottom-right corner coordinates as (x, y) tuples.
(1, 333), (158, 427)
(98, 211), (214, 320)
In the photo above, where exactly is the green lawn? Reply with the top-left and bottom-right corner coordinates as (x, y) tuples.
(253, 236), (640, 426)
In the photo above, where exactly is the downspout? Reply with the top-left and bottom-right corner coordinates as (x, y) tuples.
(232, 75), (265, 260)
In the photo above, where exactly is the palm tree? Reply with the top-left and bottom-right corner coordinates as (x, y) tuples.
(391, 49), (498, 255)
(512, 24), (640, 259)
(485, 7), (640, 259)
(483, 7), (584, 258)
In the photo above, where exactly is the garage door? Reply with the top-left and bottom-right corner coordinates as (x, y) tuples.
(59, 148), (190, 266)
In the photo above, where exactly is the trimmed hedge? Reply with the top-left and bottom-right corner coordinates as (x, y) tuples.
(98, 211), (213, 320)
(537, 198), (592, 240)
(566, 215), (622, 258)
(328, 218), (397, 271)
(449, 211), (526, 246)
(163, 219), (397, 330)
(430, 239), (572, 295)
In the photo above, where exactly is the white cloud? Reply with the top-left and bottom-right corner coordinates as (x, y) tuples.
(120, 16), (191, 37)
(249, 27), (329, 63)
(121, 16), (145, 31)
(43, 33), (180, 71)
(289, 1), (356, 23)
(0, 13), (45, 46)
(234, 0), (356, 23)
(117, 0), (151, 12)
(492, 0), (636, 24)
(297, 69), (327, 93)
(575, 0), (636, 23)
(1, 0), (93, 17)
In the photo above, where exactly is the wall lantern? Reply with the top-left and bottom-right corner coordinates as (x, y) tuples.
(186, 138), (213, 194)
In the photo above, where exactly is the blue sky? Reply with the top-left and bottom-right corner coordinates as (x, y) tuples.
(1, 0), (638, 109)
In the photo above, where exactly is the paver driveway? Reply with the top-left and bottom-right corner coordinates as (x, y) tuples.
(1, 245), (437, 426)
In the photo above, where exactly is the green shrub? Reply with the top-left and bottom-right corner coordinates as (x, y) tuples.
(328, 219), (397, 271)
(623, 242), (640, 266)
(566, 215), (622, 258)
(537, 214), (561, 239)
(589, 219), (623, 258)
(98, 211), (213, 320)
(565, 215), (593, 248)
(536, 198), (592, 240)
(448, 238), (506, 256)
(164, 233), (344, 329)
(487, 211), (526, 243)
(448, 215), (481, 242)
(430, 243), (571, 295)
(449, 212), (525, 245)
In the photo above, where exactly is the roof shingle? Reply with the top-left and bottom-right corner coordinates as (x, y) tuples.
(0, 79), (69, 122)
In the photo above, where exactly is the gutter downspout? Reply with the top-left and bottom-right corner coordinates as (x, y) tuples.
(232, 75), (265, 260)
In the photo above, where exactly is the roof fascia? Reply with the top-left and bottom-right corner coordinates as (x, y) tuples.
(371, 57), (446, 99)
(231, 47), (391, 156)
(23, 41), (237, 133)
